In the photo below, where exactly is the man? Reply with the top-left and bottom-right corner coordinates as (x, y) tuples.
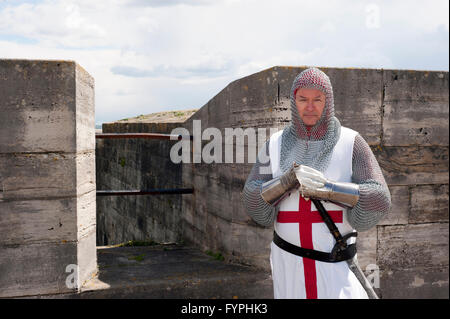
(242, 67), (391, 299)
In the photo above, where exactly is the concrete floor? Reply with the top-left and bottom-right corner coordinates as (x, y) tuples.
(73, 244), (273, 299)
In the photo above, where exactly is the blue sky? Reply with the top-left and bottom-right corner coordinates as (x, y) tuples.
(0, 0), (448, 125)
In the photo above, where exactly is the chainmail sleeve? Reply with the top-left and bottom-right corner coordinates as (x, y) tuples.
(242, 140), (278, 227)
(348, 134), (391, 231)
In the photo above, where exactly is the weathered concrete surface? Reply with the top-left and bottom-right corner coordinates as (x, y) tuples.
(378, 223), (449, 299)
(0, 241), (78, 297)
(373, 145), (448, 186)
(382, 70), (449, 146)
(0, 60), (76, 154)
(0, 59), (96, 297)
(96, 122), (185, 246)
(25, 245), (273, 299)
(97, 66), (448, 298)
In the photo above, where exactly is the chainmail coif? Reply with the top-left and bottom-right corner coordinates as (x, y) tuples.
(242, 67), (391, 231)
(280, 67), (340, 174)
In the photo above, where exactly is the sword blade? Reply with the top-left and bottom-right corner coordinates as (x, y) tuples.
(346, 258), (379, 299)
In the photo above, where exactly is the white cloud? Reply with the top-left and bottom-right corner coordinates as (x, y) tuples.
(126, 0), (217, 7)
(0, 0), (448, 124)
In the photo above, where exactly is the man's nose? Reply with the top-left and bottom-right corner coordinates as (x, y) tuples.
(306, 100), (315, 110)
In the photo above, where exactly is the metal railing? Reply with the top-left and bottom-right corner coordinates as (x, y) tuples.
(96, 132), (193, 196)
(96, 133), (193, 141)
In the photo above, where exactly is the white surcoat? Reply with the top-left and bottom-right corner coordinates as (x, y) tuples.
(269, 126), (368, 299)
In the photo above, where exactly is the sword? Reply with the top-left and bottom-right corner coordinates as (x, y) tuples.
(346, 257), (379, 299)
(311, 199), (379, 299)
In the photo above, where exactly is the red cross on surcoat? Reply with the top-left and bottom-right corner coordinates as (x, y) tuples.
(277, 196), (343, 299)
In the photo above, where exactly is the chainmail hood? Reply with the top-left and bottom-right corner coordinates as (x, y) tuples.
(279, 67), (341, 174)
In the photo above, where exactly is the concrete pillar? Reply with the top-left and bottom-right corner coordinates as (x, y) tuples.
(0, 59), (96, 297)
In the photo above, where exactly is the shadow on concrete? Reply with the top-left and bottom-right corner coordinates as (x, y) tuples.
(77, 244), (273, 299)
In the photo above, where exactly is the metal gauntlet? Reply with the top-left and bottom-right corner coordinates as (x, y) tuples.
(301, 181), (360, 208)
(261, 165), (300, 206)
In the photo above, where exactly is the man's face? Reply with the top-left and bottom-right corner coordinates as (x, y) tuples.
(295, 88), (326, 127)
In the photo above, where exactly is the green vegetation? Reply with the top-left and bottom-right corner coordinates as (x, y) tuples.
(205, 250), (225, 261)
(117, 240), (157, 247)
(128, 254), (145, 262)
(119, 157), (126, 167)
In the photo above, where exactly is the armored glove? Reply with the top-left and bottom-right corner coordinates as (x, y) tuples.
(261, 163), (360, 208)
(294, 164), (360, 208)
(260, 164), (300, 206)
(294, 165), (327, 191)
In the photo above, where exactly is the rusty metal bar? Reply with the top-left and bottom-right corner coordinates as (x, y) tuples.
(96, 133), (193, 140)
(96, 133), (193, 196)
(96, 188), (194, 196)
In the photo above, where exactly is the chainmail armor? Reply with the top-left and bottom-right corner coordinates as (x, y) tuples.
(349, 134), (391, 231)
(242, 67), (391, 231)
(280, 68), (341, 174)
(243, 141), (279, 226)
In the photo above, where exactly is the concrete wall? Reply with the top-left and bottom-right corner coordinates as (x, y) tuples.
(0, 59), (96, 297)
(96, 66), (448, 298)
(96, 122), (184, 246)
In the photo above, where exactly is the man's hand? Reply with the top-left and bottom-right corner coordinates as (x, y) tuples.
(293, 163), (360, 207)
(294, 164), (327, 193)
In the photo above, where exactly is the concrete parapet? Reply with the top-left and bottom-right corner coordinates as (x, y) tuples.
(0, 59), (96, 297)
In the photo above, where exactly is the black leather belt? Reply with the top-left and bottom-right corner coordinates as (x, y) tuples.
(273, 199), (357, 263)
(273, 231), (357, 263)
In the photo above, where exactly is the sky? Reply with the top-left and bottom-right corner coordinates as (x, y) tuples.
(0, 0), (448, 125)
